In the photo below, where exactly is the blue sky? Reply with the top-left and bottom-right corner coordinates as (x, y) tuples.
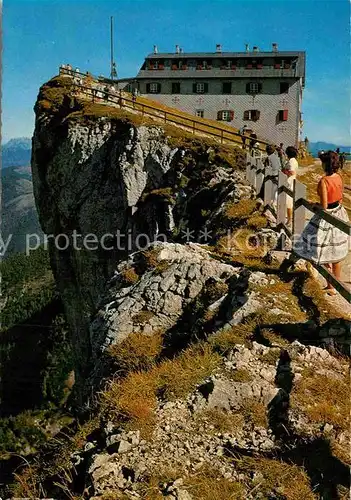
(2, 0), (350, 144)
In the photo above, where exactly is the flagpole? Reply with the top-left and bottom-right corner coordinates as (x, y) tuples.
(110, 16), (114, 80)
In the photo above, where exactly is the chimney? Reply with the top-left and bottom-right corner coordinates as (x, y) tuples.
(272, 43), (278, 52)
(175, 44), (180, 54)
(253, 46), (259, 53)
(216, 44), (222, 53)
(245, 43), (250, 53)
(179, 47), (183, 54)
(153, 45), (158, 54)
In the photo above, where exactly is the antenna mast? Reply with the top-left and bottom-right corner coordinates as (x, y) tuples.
(110, 16), (117, 80)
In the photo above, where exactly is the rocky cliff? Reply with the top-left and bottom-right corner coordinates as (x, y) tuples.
(31, 77), (248, 401)
(21, 76), (350, 499)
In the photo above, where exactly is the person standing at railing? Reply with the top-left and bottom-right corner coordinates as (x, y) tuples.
(249, 132), (258, 153)
(239, 124), (248, 149)
(282, 146), (299, 227)
(276, 142), (286, 167)
(293, 151), (349, 295)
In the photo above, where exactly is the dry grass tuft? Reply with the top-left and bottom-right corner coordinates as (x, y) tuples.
(234, 456), (317, 500)
(184, 464), (246, 499)
(197, 407), (245, 434)
(204, 281), (229, 302)
(225, 368), (254, 383)
(12, 465), (41, 499)
(225, 199), (257, 220)
(132, 310), (155, 325)
(120, 266), (139, 285)
(215, 228), (265, 260)
(141, 247), (171, 274)
(259, 349), (281, 365)
(209, 325), (251, 353)
(101, 371), (157, 438)
(141, 464), (246, 500)
(291, 367), (350, 430)
(330, 439), (351, 466)
(141, 187), (174, 204)
(11, 417), (100, 499)
(203, 308), (217, 323)
(209, 317), (258, 353)
(260, 328), (290, 347)
(247, 213), (268, 229)
(156, 345), (220, 401)
(107, 330), (164, 373)
(101, 344), (221, 437)
(240, 399), (268, 428)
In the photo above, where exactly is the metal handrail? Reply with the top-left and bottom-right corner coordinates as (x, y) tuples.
(59, 67), (271, 150)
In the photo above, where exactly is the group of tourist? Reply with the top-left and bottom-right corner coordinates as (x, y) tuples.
(261, 142), (349, 296)
(239, 124), (259, 152)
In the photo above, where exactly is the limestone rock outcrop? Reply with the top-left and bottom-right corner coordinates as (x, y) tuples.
(31, 80), (249, 398)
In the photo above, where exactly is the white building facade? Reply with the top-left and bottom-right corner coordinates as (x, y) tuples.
(131, 45), (306, 147)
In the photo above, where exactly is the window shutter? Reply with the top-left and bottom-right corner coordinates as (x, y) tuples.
(244, 110), (249, 120)
(280, 82), (289, 93)
(193, 83), (197, 93)
(229, 110), (234, 121)
(204, 83), (209, 93)
(146, 83), (151, 93)
(283, 109), (288, 121)
(157, 83), (161, 93)
(217, 111), (222, 120)
(256, 110), (261, 120)
(246, 83), (251, 93)
(258, 83), (262, 93)
(222, 82), (231, 94)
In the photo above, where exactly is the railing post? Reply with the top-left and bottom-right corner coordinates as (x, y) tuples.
(250, 155), (257, 190)
(164, 112), (167, 123)
(277, 171), (288, 228)
(264, 165), (273, 208)
(246, 153), (251, 183)
(293, 179), (307, 240)
(256, 158), (264, 196)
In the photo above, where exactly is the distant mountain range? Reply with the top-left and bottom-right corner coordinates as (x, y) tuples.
(1, 138), (43, 257)
(2, 165), (44, 257)
(308, 141), (350, 157)
(2, 137), (32, 169)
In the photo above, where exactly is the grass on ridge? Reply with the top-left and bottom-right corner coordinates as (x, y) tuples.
(101, 344), (221, 438)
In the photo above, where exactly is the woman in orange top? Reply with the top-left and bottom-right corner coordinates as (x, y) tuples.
(294, 151), (349, 295)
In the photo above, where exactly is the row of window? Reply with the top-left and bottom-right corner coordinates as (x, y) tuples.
(147, 59), (296, 71)
(146, 81), (290, 95)
(194, 109), (289, 122)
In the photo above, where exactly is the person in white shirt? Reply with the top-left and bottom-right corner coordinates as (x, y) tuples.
(282, 146), (299, 226)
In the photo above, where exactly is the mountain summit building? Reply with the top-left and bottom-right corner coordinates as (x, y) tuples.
(131, 44), (306, 147)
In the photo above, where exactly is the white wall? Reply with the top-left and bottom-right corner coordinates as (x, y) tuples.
(137, 78), (302, 147)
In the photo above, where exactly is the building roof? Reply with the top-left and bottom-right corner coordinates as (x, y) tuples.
(146, 51), (305, 59)
(134, 51), (306, 84)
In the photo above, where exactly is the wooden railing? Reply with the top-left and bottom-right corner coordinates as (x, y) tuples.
(58, 67), (271, 151)
(246, 153), (351, 302)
